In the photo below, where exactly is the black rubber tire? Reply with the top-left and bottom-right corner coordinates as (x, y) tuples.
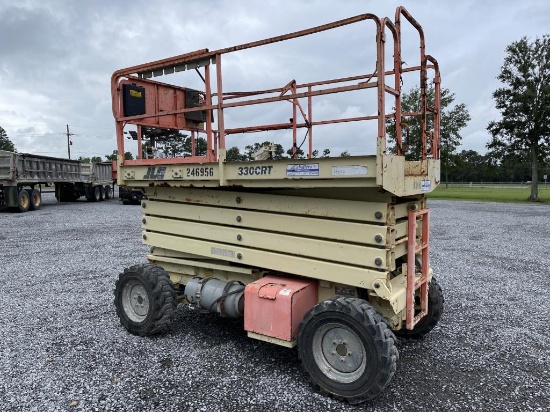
(29, 189), (42, 210)
(10, 189), (31, 213)
(92, 186), (101, 202)
(297, 297), (398, 404)
(114, 263), (177, 336)
(104, 185), (112, 200)
(394, 277), (444, 339)
(99, 186), (105, 201)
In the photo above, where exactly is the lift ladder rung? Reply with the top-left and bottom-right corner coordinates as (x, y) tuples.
(406, 208), (430, 330)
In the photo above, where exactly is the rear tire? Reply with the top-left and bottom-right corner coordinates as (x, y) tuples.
(29, 189), (42, 210)
(394, 277), (444, 339)
(91, 186), (101, 202)
(104, 185), (112, 199)
(99, 186), (105, 201)
(297, 297), (398, 404)
(114, 263), (177, 336)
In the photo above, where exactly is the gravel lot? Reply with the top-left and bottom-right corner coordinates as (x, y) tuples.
(1, 193), (549, 411)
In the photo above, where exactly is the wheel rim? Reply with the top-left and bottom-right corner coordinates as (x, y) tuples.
(33, 192), (41, 207)
(312, 322), (367, 384)
(20, 193), (30, 209)
(121, 280), (150, 322)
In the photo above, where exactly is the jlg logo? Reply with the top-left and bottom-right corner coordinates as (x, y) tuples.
(143, 166), (166, 179)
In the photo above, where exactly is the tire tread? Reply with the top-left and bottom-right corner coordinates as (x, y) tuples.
(114, 263), (177, 336)
(297, 297), (398, 404)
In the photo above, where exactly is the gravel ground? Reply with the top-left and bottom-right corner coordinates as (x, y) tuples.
(1, 193), (549, 411)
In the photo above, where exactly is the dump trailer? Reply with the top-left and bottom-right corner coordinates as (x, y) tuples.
(0, 150), (113, 212)
(112, 159), (145, 205)
(112, 6), (444, 404)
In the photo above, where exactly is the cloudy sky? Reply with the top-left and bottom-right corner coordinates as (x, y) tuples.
(1, 0), (549, 160)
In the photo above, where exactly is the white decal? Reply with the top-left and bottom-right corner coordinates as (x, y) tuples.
(286, 163), (319, 176)
(211, 247), (235, 258)
(421, 180), (432, 192)
(332, 165), (368, 176)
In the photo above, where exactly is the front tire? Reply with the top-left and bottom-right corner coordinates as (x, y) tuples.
(394, 277), (444, 339)
(114, 263), (177, 336)
(297, 297), (398, 404)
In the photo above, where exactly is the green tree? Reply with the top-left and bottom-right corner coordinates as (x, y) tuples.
(487, 35), (550, 201)
(287, 147), (305, 159)
(449, 150), (486, 182)
(386, 86), (471, 185)
(106, 151), (134, 161)
(0, 126), (16, 152)
(182, 136), (207, 157)
(312, 148), (331, 158)
(142, 128), (188, 157)
(289, 146), (330, 159)
(77, 156), (102, 163)
(226, 146), (247, 161)
(141, 127), (210, 157)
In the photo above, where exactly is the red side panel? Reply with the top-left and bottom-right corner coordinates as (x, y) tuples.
(244, 275), (318, 341)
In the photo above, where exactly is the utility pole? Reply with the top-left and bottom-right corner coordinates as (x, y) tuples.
(66, 124), (75, 159)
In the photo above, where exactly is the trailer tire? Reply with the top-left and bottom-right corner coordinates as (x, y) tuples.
(29, 189), (42, 210)
(9, 189), (31, 213)
(394, 277), (444, 339)
(91, 186), (101, 202)
(104, 185), (112, 199)
(114, 263), (177, 336)
(297, 297), (398, 404)
(99, 186), (105, 201)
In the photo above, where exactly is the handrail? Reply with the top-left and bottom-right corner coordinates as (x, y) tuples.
(112, 7), (440, 166)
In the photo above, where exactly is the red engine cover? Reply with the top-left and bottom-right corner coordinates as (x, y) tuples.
(244, 275), (318, 341)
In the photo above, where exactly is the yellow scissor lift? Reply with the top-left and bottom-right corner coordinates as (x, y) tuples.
(112, 6), (444, 403)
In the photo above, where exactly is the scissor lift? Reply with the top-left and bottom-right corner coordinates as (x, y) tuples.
(112, 6), (444, 403)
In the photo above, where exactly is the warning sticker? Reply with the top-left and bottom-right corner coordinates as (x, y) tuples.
(331, 165), (368, 176)
(286, 163), (319, 176)
(129, 89), (142, 98)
